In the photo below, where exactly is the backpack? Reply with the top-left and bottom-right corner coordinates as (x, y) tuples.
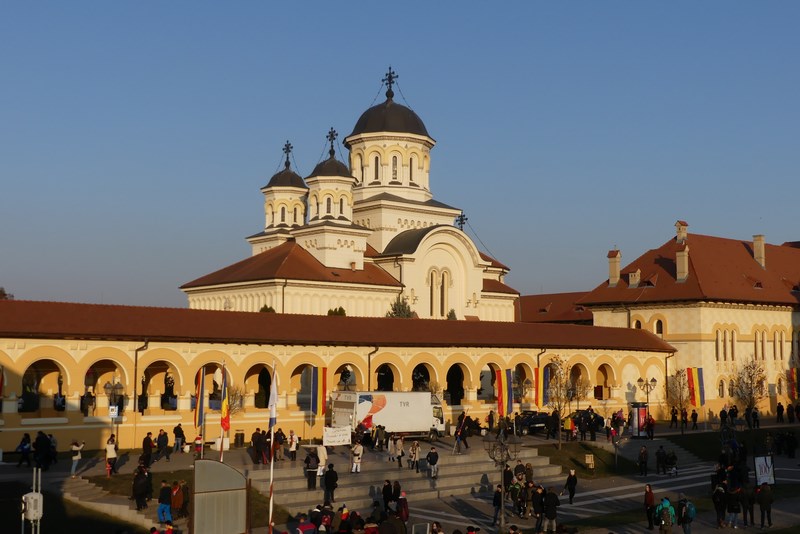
(659, 505), (673, 527)
(686, 501), (696, 521)
(321, 513), (333, 527)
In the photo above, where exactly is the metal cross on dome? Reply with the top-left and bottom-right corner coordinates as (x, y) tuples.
(382, 66), (398, 96)
(283, 140), (293, 168)
(326, 128), (338, 156)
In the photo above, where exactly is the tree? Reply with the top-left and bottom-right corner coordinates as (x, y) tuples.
(386, 296), (413, 318)
(327, 306), (346, 316)
(259, 305), (275, 313)
(544, 356), (572, 450)
(733, 358), (767, 410)
(666, 369), (690, 435)
(0, 287), (14, 300)
(570, 375), (591, 412)
(446, 309), (457, 320)
(226, 385), (246, 417)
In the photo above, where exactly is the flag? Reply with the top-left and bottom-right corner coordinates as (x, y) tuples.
(220, 363), (230, 432)
(0, 365), (4, 397)
(496, 369), (513, 417)
(268, 365), (278, 430)
(687, 367), (706, 407)
(311, 366), (327, 415)
(194, 366), (205, 429)
(540, 366), (551, 406)
(787, 368), (798, 399)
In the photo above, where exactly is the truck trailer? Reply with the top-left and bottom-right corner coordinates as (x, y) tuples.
(330, 391), (445, 441)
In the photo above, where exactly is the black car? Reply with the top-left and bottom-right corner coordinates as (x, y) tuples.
(517, 410), (550, 435)
(562, 410), (604, 431)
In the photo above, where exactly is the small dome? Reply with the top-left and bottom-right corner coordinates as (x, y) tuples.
(347, 97), (430, 143)
(266, 166), (307, 189)
(307, 155), (352, 179)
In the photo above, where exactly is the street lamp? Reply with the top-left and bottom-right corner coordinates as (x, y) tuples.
(104, 380), (125, 440)
(637, 377), (658, 413)
(483, 432), (521, 533)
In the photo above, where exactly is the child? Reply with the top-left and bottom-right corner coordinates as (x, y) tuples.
(194, 435), (203, 458)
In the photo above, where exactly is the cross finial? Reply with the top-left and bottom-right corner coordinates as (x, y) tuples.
(282, 140), (293, 169)
(456, 212), (468, 230)
(382, 66), (398, 99)
(326, 128), (338, 158)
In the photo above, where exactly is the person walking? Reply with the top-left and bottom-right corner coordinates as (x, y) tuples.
(690, 409), (698, 430)
(532, 484), (545, 532)
(382, 480), (394, 512)
(542, 487), (560, 534)
(639, 446), (649, 476)
(408, 441), (420, 472)
(676, 493), (695, 534)
(491, 485), (502, 526)
(155, 429), (171, 463)
(106, 434), (119, 474)
(756, 482), (773, 528)
(563, 469), (577, 504)
(173, 423), (185, 454)
(288, 429), (299, 461)
(317, 443), (328, 476)
(304, 449), (320, 490)
(157, 479), (173, 524)
(70, 439), (85, 478)
(654, 497), (676, 534)
(351, 440), (364, 473)
(323, 464), (338, 504)
(16, 433), (32, 468)
(133, 466), (149, 511)
(425, 447), (439, 479)
(644, 484), (655, 530)
(142, 431), (155, 467)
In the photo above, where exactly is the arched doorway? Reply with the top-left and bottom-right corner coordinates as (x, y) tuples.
(376, 364), (395, 392)
(512, 363), (533, 404)
(244, 364), (273, 410)
(291, 364), (313, 410)
(20, 359), (66, 415)
(445, 365), (466, 407)
(412, 363), (435, 392)
(595, 364), (615, 400)
(83, 359), (127, 416)
(569, 363), (591, 412)
(478, 363), (500, 403)
(333, 364), (360, 391)
(141, 361), (181, 413)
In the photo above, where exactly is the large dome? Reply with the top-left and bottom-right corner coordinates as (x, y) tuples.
(347, 96), (430, 142)
(265, 164), (307, 189)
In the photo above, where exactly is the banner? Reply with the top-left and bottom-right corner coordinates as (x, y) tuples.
(268, 364), (278, 430)
(687, 367), (706, 407)
(787, 368), (798, 399)
(311, 367), (327, 416)
(496, 369), (513, 417)
(194, 366), (205, 429)
(220, 363), (230, 432)
(542, 366), (551, 407)
(323, 425), (352, 446)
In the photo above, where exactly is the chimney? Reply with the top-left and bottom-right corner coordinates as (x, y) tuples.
(675, 220), (689, 244)
(753, 234), (766, 269)
(629, 268), (641, 288)
(608, 249), (621, 287)
(676, 243), (689, 282)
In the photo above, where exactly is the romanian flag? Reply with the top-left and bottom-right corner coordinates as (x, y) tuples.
(787, 369), (798, 399)
(0, 365), (4, 397)
(194, 366), (205, 429)
(220, 363), (230, 432)
(687, 367), (706, 407)
(496, 369), (513, 417)
(268, 364), (278, 429)
(311, 366), (327, 416)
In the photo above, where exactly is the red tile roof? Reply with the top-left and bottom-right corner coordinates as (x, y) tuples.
(0, 300), (675, 353)
(181, 240), (401, 289)
(482, 279), (519, 295)
(581, 233), (800, 306)
(520, 292), (593, 323)
(479, 251), (510, 271)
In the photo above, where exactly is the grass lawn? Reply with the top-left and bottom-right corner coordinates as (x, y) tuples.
(0, 480), (148, 534)
(533, 440), (637, 478)
(88, 469), (292, 527)
(666, 427), (781, 462)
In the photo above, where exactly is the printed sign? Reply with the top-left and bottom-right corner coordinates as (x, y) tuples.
(754, 455), (775, 486)
(108, 406), (119, 418)
(323, 425), (352, 446)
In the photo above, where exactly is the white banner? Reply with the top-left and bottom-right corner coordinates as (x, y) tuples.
(323, 426), (352, 446)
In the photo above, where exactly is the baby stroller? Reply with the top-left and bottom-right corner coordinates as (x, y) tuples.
(665, 450), (678, 476)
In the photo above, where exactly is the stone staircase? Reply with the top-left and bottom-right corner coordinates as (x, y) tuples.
(589, 435), (705, 470)
(59, 476), (189, 532)
(249, 444), (562, 515)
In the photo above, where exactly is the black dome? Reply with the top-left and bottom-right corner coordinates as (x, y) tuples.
(266, 166), (307, 189)
(347, 97), (430, 142)
(307, 155), (353, 179)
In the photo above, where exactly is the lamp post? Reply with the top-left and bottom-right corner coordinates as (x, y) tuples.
(104, 380), (125, 441)
(637, 377), (658, 414)
(483, 432), (521, 533)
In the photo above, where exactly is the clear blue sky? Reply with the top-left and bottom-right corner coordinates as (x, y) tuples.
(2, 3), (798, 308)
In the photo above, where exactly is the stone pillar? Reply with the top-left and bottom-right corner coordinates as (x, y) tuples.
(177, 392), (192, 412)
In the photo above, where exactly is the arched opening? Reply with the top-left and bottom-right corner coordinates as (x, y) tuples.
(244, 364), (273, 410)
(445, 365), (465, 406)
(569, 364), (591, 411)
(633, 320), (642, 329)
(293, 207), (299, 224)
(280, 206), (286, 223)
(409, 156), (414, 182)
(595, 364), (614, 400)
(412, 363), (433, 392)
(141, 361), (180, 413)
(339, 198), (345, 217)
(478, 363), (499, 402)
(373, 156), (380, 182)
(392, 156), (398, 181)
(291, 364), (314, 411)
(512, 363), (531, 404)
(326, 197), (332, 215)
(376, 364), (395, 392)
(83, 358), (127, 417)
(655, 320), (664, 335)
(333, 364), (359, 391)
(19, 359), (66, 415)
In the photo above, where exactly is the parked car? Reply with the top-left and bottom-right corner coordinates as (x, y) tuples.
(517, 410), (550, 435)
(561, 410), (604, 431)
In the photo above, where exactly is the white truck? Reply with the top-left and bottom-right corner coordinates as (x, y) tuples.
(330, 391), (446, 441)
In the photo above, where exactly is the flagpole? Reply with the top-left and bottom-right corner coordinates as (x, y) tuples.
(220, 361), (226, 463)
(268, 360), (277, 534)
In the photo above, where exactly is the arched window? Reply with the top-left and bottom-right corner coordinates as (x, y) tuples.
(270, 208), (275, 226)
(718, 380), (725, 398)
(374, 156), (380, 181)
(354, 154), (362, 183)
(634, 320), (642, 329)
(723, 330), (728, 361)
(429, 272), (436, 317)
(326, 197), (332, 215)
(293, 207), (298, 224)
(409, 156), (414, 182)
(731, 330), (736, 361)
(778, 377), (784, 395)
(339, 198), (345, 216)
(439, 271), (449, 317)
(781, 331), (786, 360)
(655, 320), (663, 335)
(392, 156), (398, 181)
(280, 206), (286, 223)
(762, 331), (767, 360)
(728, 379), (735, 397)
(774, 331), (779, 360)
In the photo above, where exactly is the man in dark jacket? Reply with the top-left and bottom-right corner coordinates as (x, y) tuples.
(304, 449), (320, 489)
(491, 484), (502, 526)
(157, 479), (173, 524)
(323, 463), (338, 504)
(142, 432), (154, 467)
(155, 429), (170, 462)
(543, 487), (560, 533)
(173, 423), (185, 454)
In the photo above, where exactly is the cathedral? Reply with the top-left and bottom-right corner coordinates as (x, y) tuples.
(181, 69), (518, 322)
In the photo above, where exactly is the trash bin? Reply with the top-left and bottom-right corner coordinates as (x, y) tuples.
(234, 430), (245, 448)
